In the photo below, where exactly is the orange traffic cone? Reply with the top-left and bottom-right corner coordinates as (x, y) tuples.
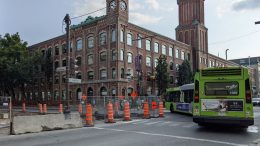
(39, 103), (43, 114)
(59, 103), (63, 114)
(106, 102), (115, 123)
(86, 103), (94, 127)
(123, 101), (131, 121)
(43, 104), (47, 114)
(78, 104), (82, 115)
(159, 102), (164, 117)
(143, 101), (150, 119)
(22, 102), (26, 112)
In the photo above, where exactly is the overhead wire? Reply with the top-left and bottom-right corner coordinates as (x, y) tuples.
(71, 7), (106, 20)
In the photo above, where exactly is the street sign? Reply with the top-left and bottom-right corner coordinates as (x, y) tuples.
(56, 67), (66, 72)
(68, 78), (81, 83)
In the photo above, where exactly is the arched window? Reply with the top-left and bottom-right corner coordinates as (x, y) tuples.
(121, 68), (125, 78)
(88, 71), (94, 80)
(162, 45), (167, 55)
(76, 57), (82, 66)
(146, 40), (151, 51)
(137, 34), (142, 48)
(112, 50), (117, 61)
(55, 61), (59, 69)
(88, 54), (94, 65)
(87, 87), (94, 96)
(112, 68), (116, 79)
(169, 47), (173, 57)
(120, 50), (124, 61)
(100, 69), (107, 80)
(127, 53), (132, 63)
(62, 75), (66, 83)
(55, 76), (59, 84)
(100, 52), (107, 62)
(76, 88), (82, 100)
(146, 56), (151, 67)
(120, 30), (124, 42)
(154, 42), (159, 53)
(154, 58), (158, 68)
(100, 87), (108, 96)
(127, 33), (132, 46)
(170, 62), (174, 70)
(76, 38), (82, 51)
(111, 29), (116, 42)
(99, 32), (107, 45)
(87, 36), (94, 48)
(55, 46), (59, 55)
(76, 72), (82, 79)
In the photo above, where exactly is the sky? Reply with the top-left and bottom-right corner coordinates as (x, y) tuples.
(0, 0), (260, 60)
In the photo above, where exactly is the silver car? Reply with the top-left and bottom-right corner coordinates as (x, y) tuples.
(252, 98), (260, 106)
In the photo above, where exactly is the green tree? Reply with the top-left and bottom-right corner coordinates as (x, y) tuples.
(177, 60), (193, 86)
(0, 33), (40, 99)
(156, 55), (169, 95)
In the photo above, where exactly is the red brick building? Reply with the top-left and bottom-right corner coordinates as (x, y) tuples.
(24, 0), (237, 104)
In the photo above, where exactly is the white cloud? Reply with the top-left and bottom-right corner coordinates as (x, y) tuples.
(72, 0), (106, 19)
(145, 0), (159, 10)
(129, 0), (144, 11)
(130, 12), (162, 25)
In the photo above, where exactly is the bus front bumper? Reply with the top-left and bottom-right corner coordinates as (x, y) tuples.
(193, 116), (254, 127)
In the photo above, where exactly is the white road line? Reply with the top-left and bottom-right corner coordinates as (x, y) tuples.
(93, 127), (247, 146)
(144, 121), (161, 125)
(157, 121), (172, 126)
(131, 120), (150, 124)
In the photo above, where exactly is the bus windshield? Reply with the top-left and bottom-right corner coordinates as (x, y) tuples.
(205, 82), (239, 96)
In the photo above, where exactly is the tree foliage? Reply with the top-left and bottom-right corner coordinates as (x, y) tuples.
(0, 33), (40, 98)
(155, 55), (169, 95)
(177, 60), (193, 86)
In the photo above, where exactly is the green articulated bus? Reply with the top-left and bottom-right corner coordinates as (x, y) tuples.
(165, 83), (194, 115)
(193, 67), (254, 127)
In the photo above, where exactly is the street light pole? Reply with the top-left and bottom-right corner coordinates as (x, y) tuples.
(225, 49), (229, 60)
(63, 14), (71, 113)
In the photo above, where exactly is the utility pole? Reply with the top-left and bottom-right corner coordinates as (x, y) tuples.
(63, 14), (71, 113)
(225, 49), (229, 60)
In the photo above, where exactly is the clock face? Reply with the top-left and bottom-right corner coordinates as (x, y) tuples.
(120, 1), (127, 11)
(110, 0), (116, 10)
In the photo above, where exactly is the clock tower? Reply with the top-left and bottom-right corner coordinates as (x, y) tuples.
(106, 0), (129, 22)
(176, 0), (208, 70)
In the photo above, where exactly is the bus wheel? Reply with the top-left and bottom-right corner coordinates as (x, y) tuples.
(170, 104), (174, 113)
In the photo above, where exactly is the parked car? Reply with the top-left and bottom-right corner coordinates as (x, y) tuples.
(252, 98), (260, 106)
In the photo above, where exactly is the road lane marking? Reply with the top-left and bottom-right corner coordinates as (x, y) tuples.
(144, 121), (161, 125)
(93, 127), (247, 146)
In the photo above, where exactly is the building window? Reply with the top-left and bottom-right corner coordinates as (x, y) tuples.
(162, 45), (167, 55)
(120, 30), (124, 42)
(137, 34), (142, 48)
(62, 44), (67, 54)
(100, 52), (107, 62)
(127, 53), (132, 63)
(88, 71), (94, 80)
(187, 53), (190, 61)
(88, 54), (94, 65)
(216, 62), (219, 67)
(99, 32), (107, 45)
(55, 61), (59, 69)
(209, 60), (212, 67)
(181, 51), (185, 60)
(112, 50), (117, 61)
(100, 87), (108, 96)
(62, 59), (66, 67)
(127, 69), (133, 78)
(112, 68), (116, 79)
(76, 39), (82, 51)
(100, 69), (107, 80)
(55, 76), (59, 84)
(87, 36), (94, 48)
(120, 49), (124, 61)
(212, 61), (215, 67)
(169, 47), (173, 57)
(200, 57), (202, 63)
(146, 56), (151, 67)
(176, 64), (179, 71)
(154, 42), (159, 53)
(111, 29), (116, 42)
(76, 57), (82, 66)
(146, 40), (151, 51)
(170, 62), (174, 70)
(127, 33), (132, 46)
(69, 42), (73, 52)
(62, 75), (66, 83)
(154, 58), (158, 68)
(76, 72), (82, 79)
(175, 49), (179, 58)
(121, 68), (125, 78)
(55, 46), (59, 55)
(170, 76), (174, 84)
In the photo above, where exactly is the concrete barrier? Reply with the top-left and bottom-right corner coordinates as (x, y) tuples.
(12, 112), (83, 135)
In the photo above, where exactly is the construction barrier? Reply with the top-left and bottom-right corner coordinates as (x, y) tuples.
(43, 104), (47, 114)
(59, 104), (63, 114)
(159, 102), (164, 117)
(85, 103), (94, 127)
(123, 101), (131, 121)
(143, 101), (150, 119)
(106, 101), (115, 123)
(39, 104), (43, 114)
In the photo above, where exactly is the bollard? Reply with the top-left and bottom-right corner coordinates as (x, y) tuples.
(39, 104), (43, 114)
(159, 102), (164, 117)
(22, 102), (26, 112)
(43, 104), (47, 114)
(85, 103), (94, 127)
(106, 102), (115, 123)
(123, 101), (131, 121)
(78, 104), (82, 115)
(59, 103), (63, 114)
(143, 102), (150, 119)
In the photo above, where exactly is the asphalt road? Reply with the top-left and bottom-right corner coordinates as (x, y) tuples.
(0, 107), (260, 146)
